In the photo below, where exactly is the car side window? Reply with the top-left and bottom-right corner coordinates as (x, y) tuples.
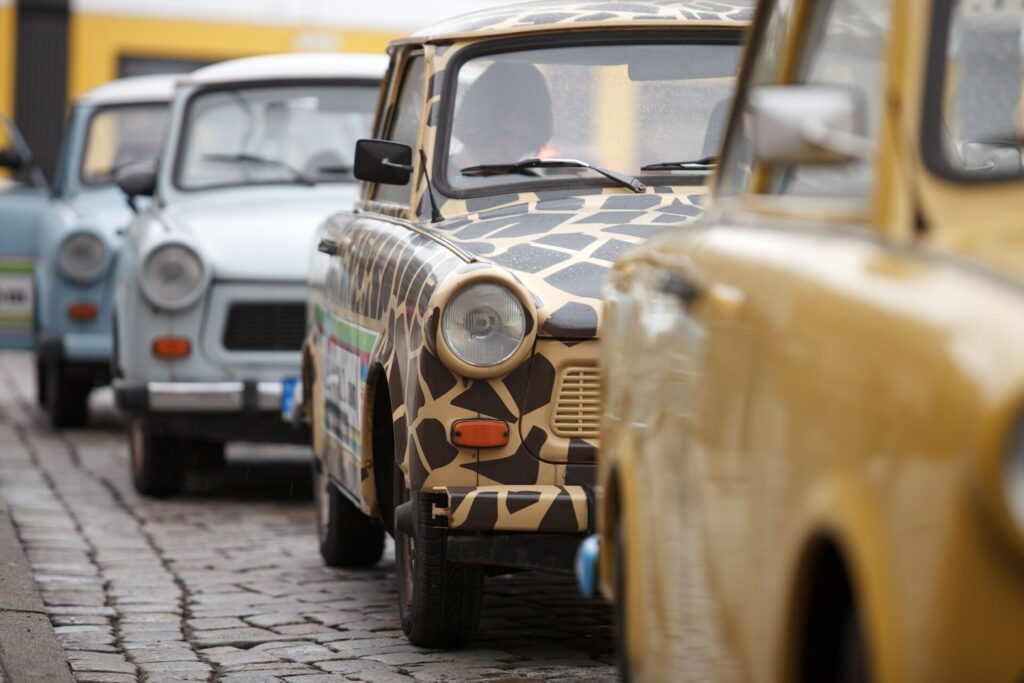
(373, 55), (425, 207)
(716, 0), (799, 197)
(769, 0), (890, 200)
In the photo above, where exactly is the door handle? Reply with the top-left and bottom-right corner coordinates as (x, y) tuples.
(318, 238), (339, 256)
(659, 272), (745, 316)
(659, 273), (702, 306)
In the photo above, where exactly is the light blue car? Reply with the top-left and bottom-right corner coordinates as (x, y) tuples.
(0, 75), (177, 427)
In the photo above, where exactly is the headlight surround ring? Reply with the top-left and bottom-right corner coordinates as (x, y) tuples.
(432, 272), (536, 380)
(57, 230), (110, 284)
(138, 240), (209, 311)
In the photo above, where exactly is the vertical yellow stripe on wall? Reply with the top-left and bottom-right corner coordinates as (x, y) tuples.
(0, 2), (15, 121)
(0, 2), (14, 179)
(68, 13), (396, 103)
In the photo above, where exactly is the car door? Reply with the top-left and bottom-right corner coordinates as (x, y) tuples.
(0, 114), (49, 349)
(323, 50), (427, 499)
(669, 0), (893, 674)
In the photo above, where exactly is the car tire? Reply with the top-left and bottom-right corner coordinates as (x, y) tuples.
(838, 608), (870, 683)
(45, 358), (91, 428)
(615, 517), (639, 682)
(35, 356), (47, 406)
(394, 465), (483, 648)
(129, 419), (186, 497)
(313, 459), (384, 567)
(187, 440), (225, 470)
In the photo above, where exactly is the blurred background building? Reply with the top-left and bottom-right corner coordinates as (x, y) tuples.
(0, 0), (507, 179)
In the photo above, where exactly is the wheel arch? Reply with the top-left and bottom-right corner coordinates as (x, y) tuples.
(362, 361), (402, 530)
(598, 462), (624, 599)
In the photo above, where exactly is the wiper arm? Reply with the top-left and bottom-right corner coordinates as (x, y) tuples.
(203, 152), (315, 186)
(640, 155), (718, 172)
(462, 157), (646, 193)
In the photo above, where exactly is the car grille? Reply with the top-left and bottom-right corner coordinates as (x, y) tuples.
(222, 302), (305, 351)
(551, 366), (601, 439)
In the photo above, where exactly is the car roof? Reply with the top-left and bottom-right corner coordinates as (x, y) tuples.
(401, 0), (754, 45)
(179, 53), (389, 87)
(77, 74), (182, 107)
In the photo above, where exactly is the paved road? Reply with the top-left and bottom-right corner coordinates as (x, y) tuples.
(0, 353), (614, 683)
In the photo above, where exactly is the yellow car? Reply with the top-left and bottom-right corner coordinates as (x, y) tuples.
(583, 0), (1024, 681)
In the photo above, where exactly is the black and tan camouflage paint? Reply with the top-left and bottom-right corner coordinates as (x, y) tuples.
(305, 0), (751, 535)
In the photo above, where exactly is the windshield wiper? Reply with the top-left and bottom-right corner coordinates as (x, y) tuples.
(641, 155), (718, 172)
(203, 152), (315, 186)
(462, 157), (646, 193)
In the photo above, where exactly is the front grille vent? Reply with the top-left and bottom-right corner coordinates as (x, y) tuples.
(551, 366), (602, 439)
(222, 302), (305, 351)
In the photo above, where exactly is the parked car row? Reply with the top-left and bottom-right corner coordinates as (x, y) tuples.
(2, 0), (1023, 680)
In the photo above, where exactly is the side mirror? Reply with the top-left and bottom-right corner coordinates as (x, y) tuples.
(961, 142), (1023, 175)
(0, 146), (25, 171)
(749, 86), (869, 165)
(354, 139), (413, 186)
(115, 159), (157, 212)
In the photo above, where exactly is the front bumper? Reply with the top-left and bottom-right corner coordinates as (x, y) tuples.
(428, 485), (595, 574)
(434, 485), (593, 533)
(114, 379), (285, 414)
(113, 379), (309, 445)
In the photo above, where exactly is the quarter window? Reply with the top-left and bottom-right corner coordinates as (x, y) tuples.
(717, 0), (799, 197)
(374, 55), (425, 207)
(769, 0), (890, 200)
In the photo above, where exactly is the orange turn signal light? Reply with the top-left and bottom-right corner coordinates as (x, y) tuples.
(66, 301), (98, 322)
(152, 337), (191, 359)
(451, 419), (509, 448)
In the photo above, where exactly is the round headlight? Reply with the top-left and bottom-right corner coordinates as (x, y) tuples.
(140, 243), (206, 310)
(59, 232), (107, 283)
(441, 282), (526, 367)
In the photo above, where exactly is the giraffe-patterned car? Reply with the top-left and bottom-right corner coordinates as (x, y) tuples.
(303, 0), (752, 647)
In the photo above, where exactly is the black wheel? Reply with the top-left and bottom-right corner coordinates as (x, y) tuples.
(394, 464), (483, 648)
(314, 459), (384, 568)
(187, 440), (225, 470)
(45, 357), (91, 428)
(838, 609), (870, 683)
(614, 517), (638, 682)
(35, 356), (47, 406)
(129, 419), (186, 497)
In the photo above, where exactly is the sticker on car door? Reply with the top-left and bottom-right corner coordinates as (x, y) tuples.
(0, 259), (34, 341)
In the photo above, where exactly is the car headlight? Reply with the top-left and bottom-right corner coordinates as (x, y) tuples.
(140, 243), (206, 310)
(441, 282), (527, 368)
(59, 232), (107, 283)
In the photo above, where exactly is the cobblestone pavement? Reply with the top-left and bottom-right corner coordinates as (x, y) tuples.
(0, 353), (614, 683)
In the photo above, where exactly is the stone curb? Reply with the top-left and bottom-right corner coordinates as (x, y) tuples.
(0, 502), (74, 683)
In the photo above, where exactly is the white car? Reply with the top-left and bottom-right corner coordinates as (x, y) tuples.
(112, 53), (386, 496)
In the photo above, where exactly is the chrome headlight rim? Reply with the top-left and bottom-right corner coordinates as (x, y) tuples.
(998, 416), (1024, 546)
(433, 272), (536, 380)
(57, 229), (110, 284)
(138, 239), (209, 311)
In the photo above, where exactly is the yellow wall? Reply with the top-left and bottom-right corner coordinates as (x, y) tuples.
(0, 2), (14, 120)
(69, 13), (398, 101)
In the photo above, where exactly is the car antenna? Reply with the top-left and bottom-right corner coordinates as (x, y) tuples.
(418, 149), (443, 222)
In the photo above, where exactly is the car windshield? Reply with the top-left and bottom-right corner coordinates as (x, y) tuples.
(933, 0), (1024, 178)
(176, 84), (378, 191)
(444, 39), (743, 194)
(80, 104), (169, 186)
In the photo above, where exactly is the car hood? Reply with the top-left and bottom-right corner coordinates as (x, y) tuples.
(433, 190), (706, 338)
(159, 185), (355, 282)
